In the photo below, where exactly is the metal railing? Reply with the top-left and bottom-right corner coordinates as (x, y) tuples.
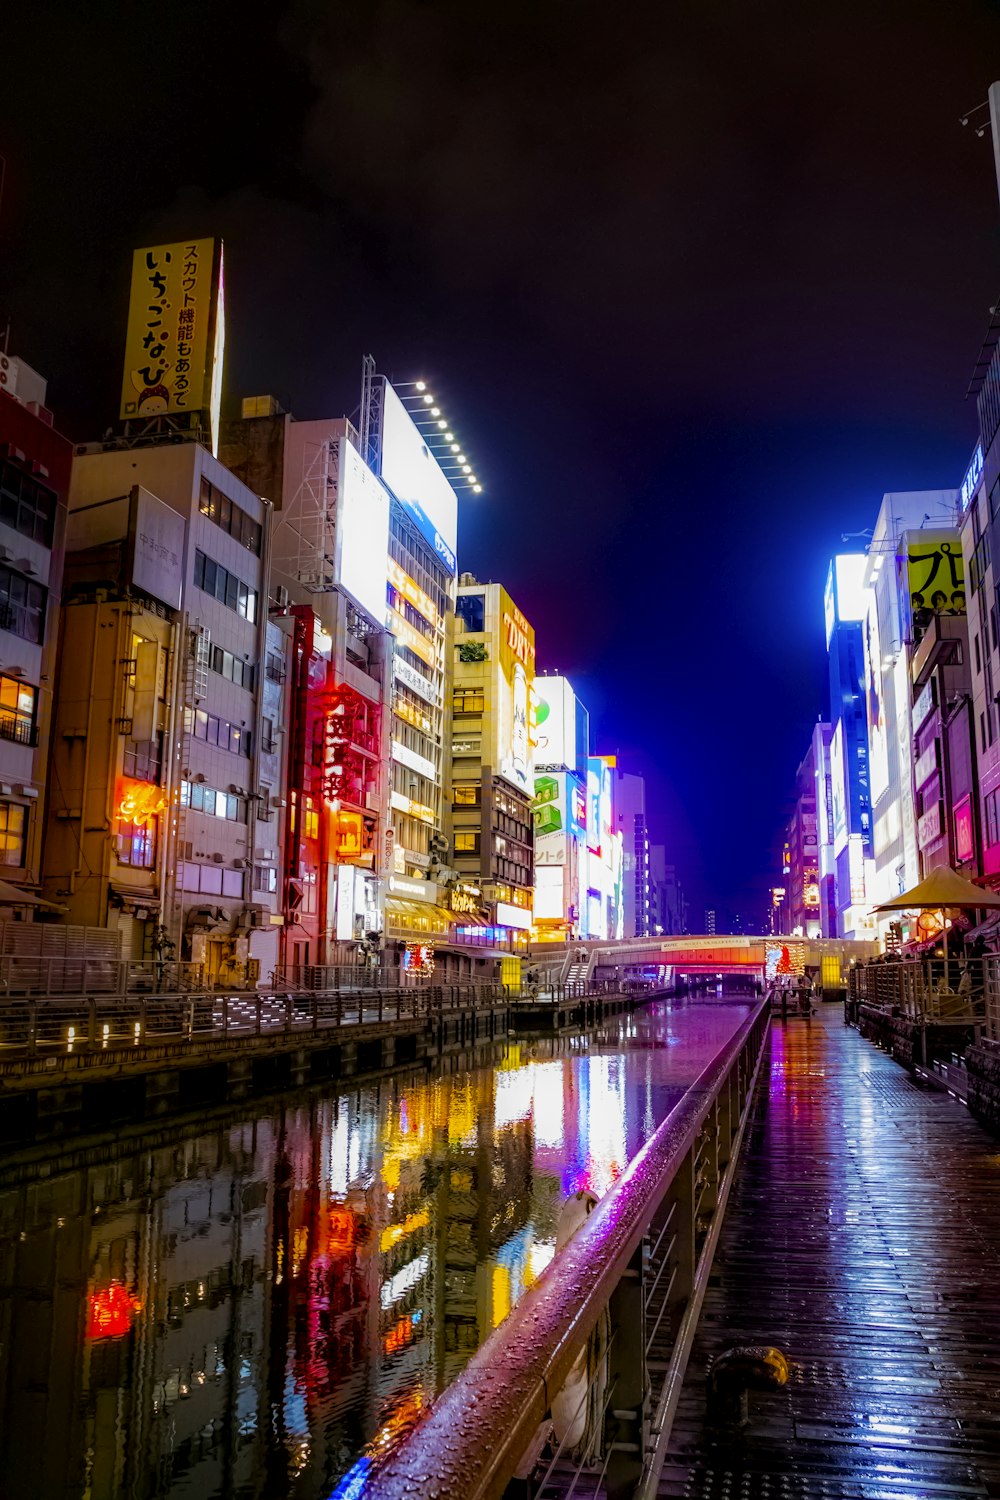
(849, 957), (986, 1022)
(366, 997), (770, 1500)
(0, 981), (514, 1058)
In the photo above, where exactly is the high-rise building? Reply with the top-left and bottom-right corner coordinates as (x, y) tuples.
(45, 444), (281, 981)
(0, 354), (70, 899)
(448, 577), (536, 954)
(584, 755), (623, 939)
(648, 846), (685, 934)
(823, 554), (873, 938)
(785, 737), (823, 939)
(862, 492), (959, 932)
(613, 767), (652, 937)
(811, 719), (836, 937)
(704, 908), (716, 936)
(532, 674), (590, 941)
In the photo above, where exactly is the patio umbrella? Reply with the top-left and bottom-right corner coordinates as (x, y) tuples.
(873, 866), (1000, 991)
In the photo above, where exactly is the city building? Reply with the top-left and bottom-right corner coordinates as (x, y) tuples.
(785, 737), (823, 938)
(811, 720), (836, 937)
(704, 908), (716, 936)
(221, 404), (391, 972)
(0, 353), (71, 900)
(613, 766), (652, 937)
(45, 443), (282, 981)
(823, 554), (874, 938)
(648, 846), (686, 935)
(584, 754), (623, 940)
(862, 493), (959, 932)
(532, 674), (590, 942)
(958, 429), (1000, 885)
(449, 577), (536, 956)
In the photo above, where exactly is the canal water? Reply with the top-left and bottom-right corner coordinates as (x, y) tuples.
(0, 998), (753, 1500)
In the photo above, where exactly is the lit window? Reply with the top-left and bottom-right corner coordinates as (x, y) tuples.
(117, 818), (156, 869)
(0, 802), (26, 866)
(0, 674), (36, 746)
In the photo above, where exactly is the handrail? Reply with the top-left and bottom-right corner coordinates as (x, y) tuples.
(366, 997), (769, 1500)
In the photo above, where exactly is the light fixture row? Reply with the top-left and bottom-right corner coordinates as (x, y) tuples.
(404, 380), (483, 493)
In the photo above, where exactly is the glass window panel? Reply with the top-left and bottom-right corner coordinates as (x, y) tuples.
(200, 865), (223, 895)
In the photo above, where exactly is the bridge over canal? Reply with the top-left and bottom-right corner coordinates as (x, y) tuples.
(534, 934), (878, 987)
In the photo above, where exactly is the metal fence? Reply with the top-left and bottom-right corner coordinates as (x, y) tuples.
(0, 982), (512, 1058)
(848, 958), (986, 1022)
(365, 997), (770, 1500)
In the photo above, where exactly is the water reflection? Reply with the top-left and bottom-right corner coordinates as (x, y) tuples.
(0, 1000), (751, 1499)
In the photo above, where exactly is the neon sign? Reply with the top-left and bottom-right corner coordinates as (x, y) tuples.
(502, 608), (535, 668)
(117, 781), (165, 827)
(960, 443), (983, 512)
(87, 1282), (140, 1340)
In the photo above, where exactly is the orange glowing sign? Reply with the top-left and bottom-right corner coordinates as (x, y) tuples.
(333, 809), (364, 861)
(118, 780), (166, 827)
(327, 1207), (357, 1256)
(87, 1282), (140, 1340)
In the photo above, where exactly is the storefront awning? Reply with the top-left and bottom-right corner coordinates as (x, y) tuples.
(384, 896), (455, 934)
(109, 882), (161, 914)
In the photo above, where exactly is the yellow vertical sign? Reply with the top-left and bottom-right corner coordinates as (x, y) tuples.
(120, 239), (217, 422)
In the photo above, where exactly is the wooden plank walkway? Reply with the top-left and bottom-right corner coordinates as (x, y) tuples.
(658, 1004), (1000, 1500)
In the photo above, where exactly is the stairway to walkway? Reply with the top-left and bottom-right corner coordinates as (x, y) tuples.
(658, 1004), (1000, 1499)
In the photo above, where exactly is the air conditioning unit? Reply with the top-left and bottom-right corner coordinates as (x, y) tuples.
(0, 546), (13, 562)
(194, 773), (206, 784)
(273, 585), (290, 608)
(232, 857), (251, 869)
(228, 783), (242, 795)
(211, 852), (225, 864)
(18, 559), (37, 577)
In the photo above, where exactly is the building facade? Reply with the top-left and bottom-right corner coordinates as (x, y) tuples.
(532, 674), (590, 942)
(449, 579), (536, 951)
(613, 767), (652, 937)
(0, 357), (70, 898)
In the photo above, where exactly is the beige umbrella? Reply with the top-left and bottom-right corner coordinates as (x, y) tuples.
(873, 865), (1000, 990)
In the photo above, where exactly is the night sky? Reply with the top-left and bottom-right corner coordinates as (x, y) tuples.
(3, 2), (1000, 925)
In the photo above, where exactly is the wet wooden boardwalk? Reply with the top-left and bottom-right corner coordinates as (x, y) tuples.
(658, 1005), (1000, 1500)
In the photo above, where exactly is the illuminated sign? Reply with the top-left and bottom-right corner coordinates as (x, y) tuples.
(954, 795), (975, 864)
(393, 654), (437, 704)
(448, 885), (482, 914)
(830, 721), (847, 855)
(120, 239), (221, 431)
(534, 676), (578, 770)
(379, 380), (458, 575)
(390, 611), (435, 668)
(502, 607), (535, 668)
(907, 533), (964, 619)
(824, 564), (836, 647)
(388, 557), (438, 625)
(388, 874), (436, 900)
(402, 942), (435, 975)
(390, 790), (435, 823)
(338, 440), (391, 625)
(392, 739), (436, 781)
(961, 443), (984, 512)
(496, 900), (532, 930)
(864, 596), (890, 805)
(333, 810), (364, 861)
(118, 780), (165, 827)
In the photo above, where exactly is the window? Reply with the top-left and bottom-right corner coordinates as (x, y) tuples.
(186, 708), (251, 757)
(0, 675), (36, 746)
(0, 565), (46, 644)
(987, 788), (1000, 848)
(193, 550), (258, 623)
(454, 831), (480, 854)
(453, 690), (485, 715)
(123, 735), (163, 782)
(261, 717), (276, 754)
(0, 802), (26, 866)
(0, 459), (56, 547)
(210, 644), (254, 690)
(976, 634), (982, 674)
(180, 780), (248, 823)
(265, 651), (285, 683)
(178, 860), (245, 897)
(253, 865), (277, 893)
(453, 784), (480, 806)
(455, 593), (486, 633)
(199, 477), (262, 555)
(117, 818), (156, 869)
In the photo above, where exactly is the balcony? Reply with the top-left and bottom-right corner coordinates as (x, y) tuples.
(0, 714), (37, 748)
(910, 613), (965, 689)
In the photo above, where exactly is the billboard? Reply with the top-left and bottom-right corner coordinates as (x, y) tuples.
(379, 380), (458, 574)
(864, 594), (889, 805)
(497, 590), (535, 794)
(120, 240), (223, 437)
(534, 676), (578, 770)
(829, 720), (847, 855)
(128, 486), (185, 611)
(337, 440), (391, 625)
(905, 534), (964, 621)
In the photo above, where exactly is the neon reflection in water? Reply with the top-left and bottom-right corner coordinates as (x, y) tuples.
(0, 1001), (751, 1500)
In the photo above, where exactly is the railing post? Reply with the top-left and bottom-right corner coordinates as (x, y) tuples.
(27, 997), (37, 1057)
(285, 991), (293, 1033)
(255, 993), (262, 1036)
(87, 997), (98, 1050)
(222, 993), (229, 1037)
(605, 1240), (649, 1500)
(661, 1144), (695, 1346)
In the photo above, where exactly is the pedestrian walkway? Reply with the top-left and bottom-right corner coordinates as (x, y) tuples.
(658, 1004), (1000, 1499)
